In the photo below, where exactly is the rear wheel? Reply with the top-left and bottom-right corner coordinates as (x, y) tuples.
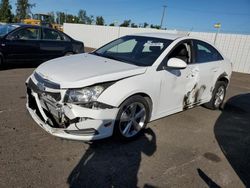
(65, 52), (74, 56)
(203, 81), (226, 110)
(114, 96), (150, 141)
(0, 56), (4, 69)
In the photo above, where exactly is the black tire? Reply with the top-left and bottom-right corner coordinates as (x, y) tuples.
(203, 81), (227, 110)
(0, 56), (5, 70)
(114, 95), (150, 141)
(65, 52), (74, 56)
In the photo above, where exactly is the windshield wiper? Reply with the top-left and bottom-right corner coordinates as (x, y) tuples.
(102, 54), (119, 61)
(103, 54), (134, 64)
(91, 51), (102, 57)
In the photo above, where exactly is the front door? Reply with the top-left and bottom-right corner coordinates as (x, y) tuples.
(157, 40), (199, 116)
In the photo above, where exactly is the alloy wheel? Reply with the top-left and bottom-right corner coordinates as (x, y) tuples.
(214, 86), (225, 108)
(119, 102), (146, 138)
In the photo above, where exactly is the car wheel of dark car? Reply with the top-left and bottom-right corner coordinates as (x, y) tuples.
(203, 81), (226, 110)
(114, 95), (150, 141)
(65, 52), (74, 56)
(0, 56), (4, 69)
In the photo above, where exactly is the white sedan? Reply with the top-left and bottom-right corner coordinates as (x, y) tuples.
(26, 33), (232, 141)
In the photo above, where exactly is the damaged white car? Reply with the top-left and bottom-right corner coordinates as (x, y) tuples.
(26, 33), (232, 141)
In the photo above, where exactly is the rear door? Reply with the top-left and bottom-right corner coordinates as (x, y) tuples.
(39, 28), (72, 61)
(191, 40), (224, 103)
(3, 27), (40, 61)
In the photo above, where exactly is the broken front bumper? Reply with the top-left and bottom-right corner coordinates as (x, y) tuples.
(26, 78), (119, 141)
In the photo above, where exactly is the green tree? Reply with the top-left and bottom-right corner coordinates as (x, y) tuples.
(131, 23), (138, 28)
(143, 22), (149, 28)
(86, 15), (95, 24)
(96, 16), (104, 25)
(86, 15), (94, 24)
(77, 9), (93, 24)
(109, 23), (115, 26)
(0, 0), (13, 23)
(73, 16), (80, 23)
(56, 11), (66, 25)
(66, 14), (79, 23)
(48, 11), (55, 23)
(78, 9), (87, 24)
(16, 0), (35, 21)
(150, 24), (161, 29)
(120, 20), (131, 27)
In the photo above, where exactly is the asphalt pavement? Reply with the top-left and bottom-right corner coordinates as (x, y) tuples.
(0, 56), (249, 188)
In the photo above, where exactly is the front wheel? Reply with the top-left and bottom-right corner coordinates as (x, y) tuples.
(114, 96), (150, 141)
(203, 81), (226, 110)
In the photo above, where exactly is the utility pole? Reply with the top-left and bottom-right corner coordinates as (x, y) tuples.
(214, 23), (221, 45)
(160, 5), (167, 29)
(64, 9), (68, 23)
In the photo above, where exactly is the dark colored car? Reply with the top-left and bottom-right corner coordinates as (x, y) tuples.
(0, 24), (84, 67)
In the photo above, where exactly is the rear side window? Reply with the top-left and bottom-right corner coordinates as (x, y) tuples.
(60, 33), (71, 41)
(194, 40), (223, 63)
(42, 28), (63, 41)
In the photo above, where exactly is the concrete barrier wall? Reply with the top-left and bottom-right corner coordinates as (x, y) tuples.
(64, 23), (250, 74)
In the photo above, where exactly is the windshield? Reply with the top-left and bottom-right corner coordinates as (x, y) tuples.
(93, 35), (173, 66)
(0, 25), (17, 36)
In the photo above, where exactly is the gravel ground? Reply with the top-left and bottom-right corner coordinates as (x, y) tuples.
(0, 54), (250, 187)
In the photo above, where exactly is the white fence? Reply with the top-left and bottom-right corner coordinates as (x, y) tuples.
(64, 23), (250, 74)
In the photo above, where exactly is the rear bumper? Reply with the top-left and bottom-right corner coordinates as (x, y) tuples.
(26, 87), (119, 141)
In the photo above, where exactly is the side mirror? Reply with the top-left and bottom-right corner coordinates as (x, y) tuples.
(167, 58), (187, 69)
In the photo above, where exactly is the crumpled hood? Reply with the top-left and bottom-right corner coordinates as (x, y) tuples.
(35, 53), (147, 88)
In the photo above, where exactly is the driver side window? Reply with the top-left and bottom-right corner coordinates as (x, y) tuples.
(42, 28), (63, 41)
(168, 41), (192, 64)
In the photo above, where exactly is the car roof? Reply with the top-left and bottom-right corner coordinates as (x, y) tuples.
(132, 32), (186, 40)
(0, 23), (51, 29)
(14, 24), (56, 30)
(3, 23), (28, 27)
(130, 32), (224, 55)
